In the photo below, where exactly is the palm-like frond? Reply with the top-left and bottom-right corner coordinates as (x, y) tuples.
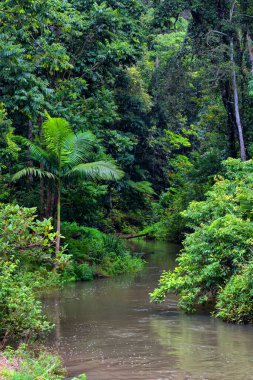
(61, 131), (96, 169)
(12, 167), (56, 182)
(13, 135), (59, 175)
(65, 161), (124, 181)
(42, 117), (72, 157)
(128, 180), (155, 195)
(12, 135), (52, 168)
(13, 118), (124, 186)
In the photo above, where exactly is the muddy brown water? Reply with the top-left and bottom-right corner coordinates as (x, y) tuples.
(44, 240), (253, 380)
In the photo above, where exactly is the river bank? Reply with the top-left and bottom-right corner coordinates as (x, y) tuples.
(0, 347), (87, 380)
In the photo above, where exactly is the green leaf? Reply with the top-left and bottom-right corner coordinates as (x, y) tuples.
(128, 180), (155, 195)
(66, 161), (124, 181)
(12, 168), (55, 182)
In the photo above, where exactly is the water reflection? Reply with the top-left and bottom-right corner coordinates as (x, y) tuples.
(44, 240), (253, 380)
(150, 315), (253, 379)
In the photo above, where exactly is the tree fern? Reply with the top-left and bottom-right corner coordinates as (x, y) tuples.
(13, 116), (124, 251)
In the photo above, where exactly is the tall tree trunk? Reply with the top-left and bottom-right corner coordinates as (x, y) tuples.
(28, 120), (34, 183)
(28, 119), (33, 141)
(56, 180), (61, 253)
(230, 39), (247, 161)
(38, 116), (44, 219)
(45, 184), (56, 219)
(247, 32), (253, 74)
(46, 187), (51, 218)
(40, 164), (45, 219)
(153, 56), (160, 106)
(220, 80), (237, 158)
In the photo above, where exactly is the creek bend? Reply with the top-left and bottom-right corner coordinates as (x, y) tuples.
(44, 240), (253, 380)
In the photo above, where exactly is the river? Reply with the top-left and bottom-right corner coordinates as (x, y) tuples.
(44, 240), (253, 380)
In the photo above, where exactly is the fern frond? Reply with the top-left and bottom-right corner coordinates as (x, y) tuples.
(42, 117), (72, 156)
(12, 136), (51, 168)
(12, 168), (56, 182)
(65, 161), (124, 181)
(61, 131), (95, 168)
(128, 180), (155, 195)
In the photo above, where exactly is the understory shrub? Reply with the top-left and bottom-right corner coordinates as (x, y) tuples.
(0, 262), (53, 345)
(61, 262), (94, 282)
(99, 252), (144, 276)
(146, 152), (221, 242)
(0, 203), (70, 272)
(0, 204), (68, 345)
(151, 159), (253, 323)
(61, 222), (143, 278)
(215, 262), (253, 324)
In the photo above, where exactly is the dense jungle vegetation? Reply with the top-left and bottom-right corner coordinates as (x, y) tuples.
(1, 0), (253, 378)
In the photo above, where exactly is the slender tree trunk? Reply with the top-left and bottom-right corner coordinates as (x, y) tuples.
(230, 39), (247, 161)
(40, 177), (45, 219)
(38, 117), (44, 219)
(28, 120), (34, 183)
(28, 119), (33, 141)
(220, 80), (236, 157)
(40, 164), (45, 219)
(154, 56), (160, 105)
(247, 32), (253, 74)
(45, 185), (56, 219)
(46, 186), (51, 218)
(56, 180), (61, 253)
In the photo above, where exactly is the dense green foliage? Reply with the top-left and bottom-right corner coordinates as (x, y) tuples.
(215, 262), (253, 324)
(13, 115), (123, 250)
(0, 203), (67, 267)
(151, 159), (253, 323)
(0, 204), (64, 345)
(61, 222), (143, 280)
(0, 3), (253, 377)
(0, 0), (155, 231)
(0, 261), (53, 343)
(1, 0), (253, 235)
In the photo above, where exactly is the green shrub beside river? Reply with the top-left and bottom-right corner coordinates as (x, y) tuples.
(61, 222), (143, 280)
(151, 159), (253, 324)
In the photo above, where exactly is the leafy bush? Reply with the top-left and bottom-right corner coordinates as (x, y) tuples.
(61, 222), (100, 262)
(62, 263), (94, 282)
(0, 262), (53, 345)
(61, 222), (127, 263)
(0, 203), (69, 271)
(100, 252), (144, 276)
(151, 159), (253, 323)
(0, 204), (55, 263)
(75, 263), (94, 281)
(215, 262), (253, 324)
(148, 152), (222, 242)
(0, 204), (70, 345)
(20, 269), (61, 291)
(61, 222), (143, 277)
